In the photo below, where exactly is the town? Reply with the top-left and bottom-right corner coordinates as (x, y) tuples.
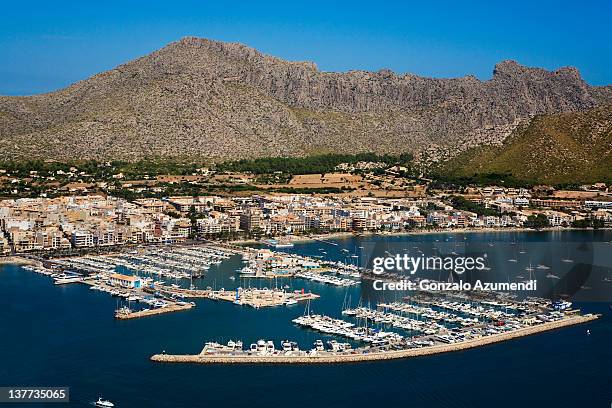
(0, 181), (610, 254)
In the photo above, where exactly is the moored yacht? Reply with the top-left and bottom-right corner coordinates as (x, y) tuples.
(240, 267), (255, 275)
(53, 274), (83, 285)
(281, 340), (293, 352)
(227, 340), (243, 350)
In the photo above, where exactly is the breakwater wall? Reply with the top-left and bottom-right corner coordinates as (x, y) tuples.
(151, 314), (599, 364)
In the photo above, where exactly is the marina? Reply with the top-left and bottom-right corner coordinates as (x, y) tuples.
(154, 277), (601, 363)
(22, 263), (200, 319)
(21, 243), (327, 316)
(2, 230), (610, 407)
(151, 313), (599, 364)
(1, 7), (611, 407)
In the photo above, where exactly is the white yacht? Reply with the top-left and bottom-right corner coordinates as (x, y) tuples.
(281, 340), (293, 352)
(53, 274), (83, 285)
(95, 398), (114, 407)
(537, 264), (550, 270)
(227, 340), (243, 350)
(240, 267), (255, 275)
(255, 339), (267, 353)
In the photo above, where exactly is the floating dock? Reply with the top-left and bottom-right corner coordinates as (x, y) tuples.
(150, 314), (599, 364)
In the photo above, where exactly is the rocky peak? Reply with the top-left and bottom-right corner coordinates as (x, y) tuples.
(492, 60), (525, 76)
(0, 37), (606, 162)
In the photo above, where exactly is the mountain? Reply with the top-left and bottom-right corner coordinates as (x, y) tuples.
(0, 36), (608, 163)
(440, 104), (612, 184)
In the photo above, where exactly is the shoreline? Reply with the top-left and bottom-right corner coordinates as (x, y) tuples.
(0, 228), (607, 258)
(231, 227), (611, 246)
(150, 313), (600, 365)
(0, 256), (39, 266)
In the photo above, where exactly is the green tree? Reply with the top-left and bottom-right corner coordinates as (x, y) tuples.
(526, 214), (550, 230)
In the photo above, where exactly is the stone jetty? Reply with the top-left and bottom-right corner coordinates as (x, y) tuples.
(150, 314), (599, 364)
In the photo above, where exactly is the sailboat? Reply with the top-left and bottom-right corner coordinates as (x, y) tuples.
(341, 292), (352, 314)
(189, 272), (196, 290)
(303, 299), (312, 317)
(521, 262), (534, 283)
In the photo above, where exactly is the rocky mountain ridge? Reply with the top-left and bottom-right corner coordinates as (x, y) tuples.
(0, 36), (608, 162)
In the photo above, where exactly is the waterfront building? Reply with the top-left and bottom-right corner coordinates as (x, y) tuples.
(240, 208), (262, 232)
(72, 230), (95, 247)
(0, 190), (607, 254)
(109, 273), (141, 288)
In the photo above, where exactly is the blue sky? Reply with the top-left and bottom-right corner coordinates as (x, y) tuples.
(1, 0), (610, 95)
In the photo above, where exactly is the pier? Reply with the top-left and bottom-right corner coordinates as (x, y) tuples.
(310, 237), (340, 246)
(208, 288), (320, 308)
(153, 285), (211, 298)
(115, 303), (194, 319)
(150, 314), (600, 364)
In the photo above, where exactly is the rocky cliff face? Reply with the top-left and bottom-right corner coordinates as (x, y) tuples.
(0, 37), (605, 161)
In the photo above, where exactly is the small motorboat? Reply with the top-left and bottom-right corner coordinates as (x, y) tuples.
(95, 397), (115, 407)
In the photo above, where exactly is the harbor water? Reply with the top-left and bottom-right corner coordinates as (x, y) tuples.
(0, 230), (611, 407)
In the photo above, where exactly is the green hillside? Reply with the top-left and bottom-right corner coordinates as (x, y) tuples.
(441, 105), (612, 185)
